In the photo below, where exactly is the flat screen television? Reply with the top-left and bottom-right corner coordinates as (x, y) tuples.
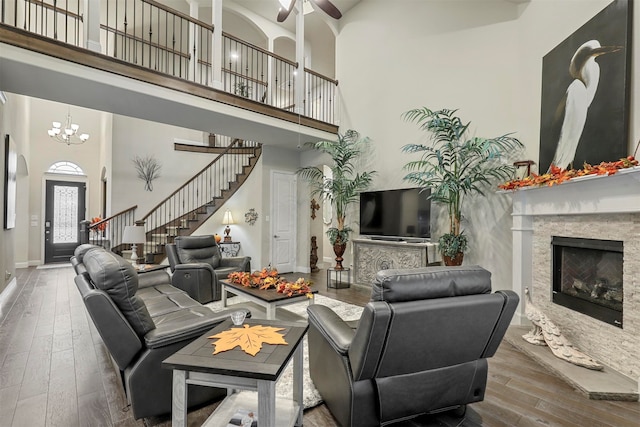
(359, 188), (431, 240)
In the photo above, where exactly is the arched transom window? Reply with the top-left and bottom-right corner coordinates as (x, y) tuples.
(47, 161), (84, 175)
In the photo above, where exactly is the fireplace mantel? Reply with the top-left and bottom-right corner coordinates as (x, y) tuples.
(509, 166), (640, 217)
(507, 166), (640, 324)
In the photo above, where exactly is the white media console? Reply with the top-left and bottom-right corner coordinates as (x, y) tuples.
(352, 238), (441, 285)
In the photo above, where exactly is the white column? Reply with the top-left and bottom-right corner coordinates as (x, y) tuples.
(266, 38), (274, 105)
(83, 0), (101, 53)
(188, 2), (200, 83)
(211, 0), (223, 90)
(294, 0), (305, 115)
(512, 209), (533, 326)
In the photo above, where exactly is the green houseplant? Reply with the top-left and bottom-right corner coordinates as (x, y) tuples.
(402, 107), (522, 265)
(298, 130), (376, 270)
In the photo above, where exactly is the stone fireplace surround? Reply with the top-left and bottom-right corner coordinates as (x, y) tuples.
(509, 167), (640, 383)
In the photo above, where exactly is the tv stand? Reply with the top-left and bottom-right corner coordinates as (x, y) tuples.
(369, 236), (406, 242)
(352, 238), (441, 285)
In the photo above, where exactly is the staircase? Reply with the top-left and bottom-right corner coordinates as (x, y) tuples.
(89, 137), (262, 263)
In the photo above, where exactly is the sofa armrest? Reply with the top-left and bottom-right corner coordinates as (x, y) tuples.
(174, 262), (215, 274)
(220, 256), (251, 272)
(307, 304), (355, 356)
(137, 270), (171, 289)
(144, 307), (251, 349)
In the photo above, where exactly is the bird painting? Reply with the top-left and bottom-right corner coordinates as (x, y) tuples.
(523, 288), (603, 370)
(548, 40), (621, 171)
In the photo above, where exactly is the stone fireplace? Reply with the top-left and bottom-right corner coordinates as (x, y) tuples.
(509, 168), (640, 383)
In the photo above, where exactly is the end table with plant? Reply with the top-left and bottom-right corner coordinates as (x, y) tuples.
(402, 107), (523, 266)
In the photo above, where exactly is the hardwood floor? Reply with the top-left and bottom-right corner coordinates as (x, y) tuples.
(1, 265), (638, 426)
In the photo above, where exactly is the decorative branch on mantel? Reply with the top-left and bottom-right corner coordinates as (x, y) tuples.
(133, 155), (161, 191)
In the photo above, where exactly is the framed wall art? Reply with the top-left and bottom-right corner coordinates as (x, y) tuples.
(4, 134), (17, 229)
(539, 0), (632, 173)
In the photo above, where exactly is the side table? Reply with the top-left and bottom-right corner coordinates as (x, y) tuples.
(327, 267), (351, 289)
(219, 241), (241, 257)
(163, 318), (308, 427)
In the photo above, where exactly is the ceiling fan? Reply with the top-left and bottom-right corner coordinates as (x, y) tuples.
(277, 0), (342, 22)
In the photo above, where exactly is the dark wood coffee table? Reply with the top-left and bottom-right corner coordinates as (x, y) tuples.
(221, 280), (317, 320)
(163, 318), (308, 427)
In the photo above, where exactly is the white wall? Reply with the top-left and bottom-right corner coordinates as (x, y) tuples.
(320, 0), (635, 290)
(110, 115), (211, 216)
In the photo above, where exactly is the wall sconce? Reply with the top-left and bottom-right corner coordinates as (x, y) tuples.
(222, 209), (235, 242)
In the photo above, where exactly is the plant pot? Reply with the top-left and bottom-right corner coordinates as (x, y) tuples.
(443, 252), (464, 266)
(333, 242), (347, 270)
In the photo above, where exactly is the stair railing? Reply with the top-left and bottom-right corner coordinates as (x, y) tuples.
(139, 137), (261, 253)
(87, 205), (138, 252)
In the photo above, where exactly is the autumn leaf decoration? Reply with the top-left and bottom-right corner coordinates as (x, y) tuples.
(209, 324), (288, 356)
(499, 156), (639, 190)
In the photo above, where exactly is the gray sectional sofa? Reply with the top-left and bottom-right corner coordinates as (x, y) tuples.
(71, 244), (251, 419)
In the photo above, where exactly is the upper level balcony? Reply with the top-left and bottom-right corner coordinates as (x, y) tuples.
(0, 0), (340, 143)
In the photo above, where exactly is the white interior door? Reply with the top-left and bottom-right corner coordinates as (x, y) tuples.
(271, 171), (297, 273)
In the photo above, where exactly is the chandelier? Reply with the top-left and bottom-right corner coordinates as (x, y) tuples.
(47, 109), (89, 145)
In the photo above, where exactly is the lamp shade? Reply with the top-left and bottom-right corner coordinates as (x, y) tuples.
(122, 226), (146, 244)
(222, 210), (235, 225)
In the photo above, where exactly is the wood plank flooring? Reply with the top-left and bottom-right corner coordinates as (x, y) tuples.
(0, 265), (638, 426)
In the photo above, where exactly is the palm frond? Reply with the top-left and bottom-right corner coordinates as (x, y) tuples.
(401, 106), (522, 249)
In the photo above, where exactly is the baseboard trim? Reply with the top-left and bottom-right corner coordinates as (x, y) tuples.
(0, 277), (18, 324)
(15, 261), (28, 269)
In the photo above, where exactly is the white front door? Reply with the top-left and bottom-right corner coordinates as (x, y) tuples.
(271, 171), (297, 273)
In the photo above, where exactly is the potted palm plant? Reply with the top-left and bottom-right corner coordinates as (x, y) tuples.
(298, 130), (376, 270)
(402, 107), (522, 266)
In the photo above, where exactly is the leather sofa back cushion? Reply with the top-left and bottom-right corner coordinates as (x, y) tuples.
(83, 249), (155, 337)
(175, 235), (221, 269)
(371, 265), (491, 303)
(73, 243), (101, 263)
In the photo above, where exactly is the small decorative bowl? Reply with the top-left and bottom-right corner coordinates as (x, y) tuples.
(230, 311), (246, 326)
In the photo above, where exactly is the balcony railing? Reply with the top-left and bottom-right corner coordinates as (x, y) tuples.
(0, 0), (338, 125)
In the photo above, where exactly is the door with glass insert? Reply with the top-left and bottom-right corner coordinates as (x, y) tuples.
(44, 180), (86, 264)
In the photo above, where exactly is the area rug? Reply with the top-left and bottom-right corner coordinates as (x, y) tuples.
(206, 294), (364, 409)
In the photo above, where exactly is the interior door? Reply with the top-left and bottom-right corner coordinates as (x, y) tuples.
(271, 171), (297, 273)
(44, 180), (86, 264)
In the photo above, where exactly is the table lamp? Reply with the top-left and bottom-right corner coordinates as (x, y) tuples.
(122, 225), (146, 267)
(222, 209), (234, 242)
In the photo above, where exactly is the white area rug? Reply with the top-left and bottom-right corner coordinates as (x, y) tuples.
(206, 294), (364, 409)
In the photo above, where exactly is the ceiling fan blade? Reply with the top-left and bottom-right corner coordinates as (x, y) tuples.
(277, 0), (296, 22)
(313, 0), (342, 19)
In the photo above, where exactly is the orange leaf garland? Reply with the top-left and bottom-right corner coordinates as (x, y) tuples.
(209, 324), (288, 356)
(499, 157), (639, 191)
(227, 269), (314, 297)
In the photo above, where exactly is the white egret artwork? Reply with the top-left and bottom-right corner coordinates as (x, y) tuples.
(539, 0), (630, 174)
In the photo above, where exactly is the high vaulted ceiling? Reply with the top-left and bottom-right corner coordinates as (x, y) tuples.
(233, 0), (363, 31)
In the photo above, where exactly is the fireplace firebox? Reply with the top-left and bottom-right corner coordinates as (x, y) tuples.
(551, 236), (623, 328)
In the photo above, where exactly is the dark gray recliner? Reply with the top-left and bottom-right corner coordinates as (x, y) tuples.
(306, 265), (519, 427)
(166, 235), (251, 303)
(73, 246), (251, 419)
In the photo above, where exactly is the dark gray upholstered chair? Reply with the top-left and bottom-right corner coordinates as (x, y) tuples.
(72, 245), (250, 419)
(166, 235), (251, 303)
(306, 265), (519, 427)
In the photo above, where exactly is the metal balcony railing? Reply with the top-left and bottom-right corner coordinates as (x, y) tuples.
(0, 0), (338, 125)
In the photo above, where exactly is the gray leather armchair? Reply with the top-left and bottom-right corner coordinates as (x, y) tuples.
(306, 265), (519, 427)
(166, 235), (251, 303)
